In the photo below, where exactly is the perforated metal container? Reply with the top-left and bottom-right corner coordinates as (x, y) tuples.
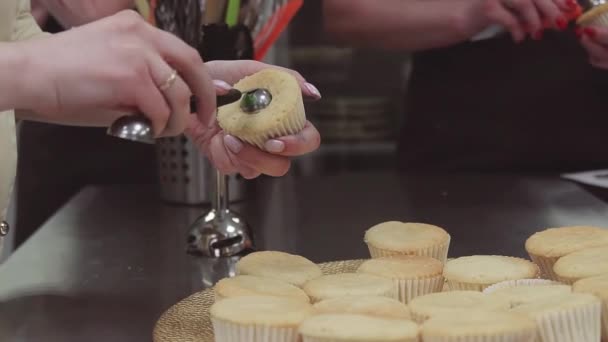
(156, 136), (245, 205)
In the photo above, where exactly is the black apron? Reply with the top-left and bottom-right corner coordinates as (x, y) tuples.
(398, 28), (608, 173)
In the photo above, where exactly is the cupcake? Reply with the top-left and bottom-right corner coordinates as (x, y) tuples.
(217, 69), (306, 150)
(421, 310), (537, 342)
(302, 273), (395, 303)
(210, 295), (314, 342)
(525, 226), (608, 280)
(312, 295), (411, 320)
(408, 291), (511, 323)
(357, 256), (444, 304)
(578, 3), (608, 28)
(235, 251), (322, 288)
(553, 245), (608, 284)
(511, 292), (602, 342)
(298, 314), (419, 342)
(483, 281), (571, 308)
(573, 274), (608, 342)
(363, 221), (451, 262)
(443, 255), (539, 291)
(214, 275), (310, 303)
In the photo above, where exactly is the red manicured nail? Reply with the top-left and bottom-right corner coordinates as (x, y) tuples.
(576, 27), (584, 38)
(584, 27), (597, 38)
(533, 30), (544, 40)
(567, 0), (578, 8)
(556, 17), (568, 30)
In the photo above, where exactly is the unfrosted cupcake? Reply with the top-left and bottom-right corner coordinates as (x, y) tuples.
(484, 281), (571, 308)
(577, 4), (608, 28)
(443, 255), (539, 291)
(511, 292), (602, 342)
(235, 251), (322, 287)
(214, 275), (310, 303)
(210, 295), (314, 342)
(217, 69), (306, 150)
(298, 314), (419, 342)
(357, 256), (444, 304)
(302, 273), (395, 303)
(421, 310), (537, 342)
(573, 274), (608, 342)
(312, 295), (411, 320)
(364, 221), (450, 262)
(553, 245), (608, 284)
(525, 226), (608, 280)
(408, 291), (510, 323)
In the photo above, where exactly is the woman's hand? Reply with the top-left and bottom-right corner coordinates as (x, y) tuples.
(187, 60), (322, 179)
(15, 9), (216, 137)
(466, 0), (580, 42)
(578, 26), (608, 69)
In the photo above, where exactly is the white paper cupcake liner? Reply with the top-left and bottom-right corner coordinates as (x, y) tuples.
(308, 286), (396, 304)
(302, 336), (418, 342)
(241, 100), (307, 150)
(212, 318), (299, 342)
(366, 236), (451, 264)
(601, 298), (608, 342)
(587, 11), (608, 26)
(422, 330), (536, 342)
(528, 253), (559, 281)
(532, 300), (601, 342)
(394, 275), (444, 304)
(444, 280), (488, 292)
(483, 279), (565, 294)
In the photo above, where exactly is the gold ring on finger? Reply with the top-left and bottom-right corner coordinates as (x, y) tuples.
(159, 69), (178, 91)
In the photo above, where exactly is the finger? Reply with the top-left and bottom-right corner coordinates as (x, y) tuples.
(150, 27), (217, 128)
(132, 66), (171, 137)
(580, 35), (608, 67)
(223, 134), (290, 177)
(207, 133), (239, 174)
(150, 60), (192, 137)
(509, 0), (543, 34)
(485, 0), (526, 42)
(205, 60), (322, 100)
(239, 165), (261, 179)
(263, 121), (321, 156)
(585, 26), (608, 46)
(534, 0), (565, 29)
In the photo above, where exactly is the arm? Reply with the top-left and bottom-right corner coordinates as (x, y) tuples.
(0, 44), (28, 112)
(323, 0), (490, 51)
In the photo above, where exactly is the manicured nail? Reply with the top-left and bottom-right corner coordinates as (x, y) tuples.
(584, 27), (597, 38)
(264, 139), (285, 153)
(213, 79), (232, 91)
(567, 0), (578, 8)
(305, 82), (322, 100)
(556, 17), (568, 30)
(224, 135), (243, 154)
(533, 30), (544, 40)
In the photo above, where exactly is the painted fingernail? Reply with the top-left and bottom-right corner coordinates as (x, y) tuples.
(224, 135), (243, 154)
(213, 79), (232, 91)
(567, 0), (577, 8)
(556, 17), (568, 30)
(584, 27), (597, 38)
(533, 30), (544, 40)
(264, 139), (285, 153)
(305, 82), (322, 100)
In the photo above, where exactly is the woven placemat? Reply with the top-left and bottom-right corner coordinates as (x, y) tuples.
(153, 259), (366, 342)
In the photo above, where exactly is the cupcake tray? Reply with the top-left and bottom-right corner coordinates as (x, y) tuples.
(153, 259), (366, 342)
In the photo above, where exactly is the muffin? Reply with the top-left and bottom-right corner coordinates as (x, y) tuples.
(364, 221), (451, 262)
(511, 292), (602, 342)
(214, 275), (310, 303)
(235, 251), (322, 287)
(210, 295), (314, 342)
(525, 226), (608, 280)
(312, 295), (411, 320)
(553, 245), (608, 284)
(421, 310), (537, 342)
(298, 314), (419, 342)
(443, 255), (539, 291)
(577, 3), (608, 28)
(217, 69), (306, 150)
(572, 274), (608, 342)
(484, 282), (571, 308)
(302, 273), (395, 303)
(408, 291), (511, 323)
(357, 256), (444, 304)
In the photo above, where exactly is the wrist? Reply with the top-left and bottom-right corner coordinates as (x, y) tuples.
(0, 42), (30, 112)
(454, 1), (492, 40)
